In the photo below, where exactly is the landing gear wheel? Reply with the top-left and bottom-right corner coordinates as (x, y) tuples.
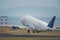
(27, 30), (30, 33)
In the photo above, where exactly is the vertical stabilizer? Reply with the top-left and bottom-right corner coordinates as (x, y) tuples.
(47, 16), (56, 28)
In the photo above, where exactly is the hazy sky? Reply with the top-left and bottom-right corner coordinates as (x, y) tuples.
(0, 0), (60, 17)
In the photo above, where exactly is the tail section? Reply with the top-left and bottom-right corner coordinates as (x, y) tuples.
(47, 16), (56, 28)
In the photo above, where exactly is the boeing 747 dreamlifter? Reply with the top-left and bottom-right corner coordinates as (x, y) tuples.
(21, 15), (56, 33)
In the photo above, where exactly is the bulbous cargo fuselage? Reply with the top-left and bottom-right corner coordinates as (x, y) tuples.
(21, 15), (52, 31)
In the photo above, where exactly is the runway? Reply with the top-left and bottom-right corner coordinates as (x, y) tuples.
(0, 33), (60, 38)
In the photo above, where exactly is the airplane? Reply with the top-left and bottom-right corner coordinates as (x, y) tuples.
(21, 15), (56, 33)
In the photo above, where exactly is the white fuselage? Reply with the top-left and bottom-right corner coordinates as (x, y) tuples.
(21, 15), (52, 31)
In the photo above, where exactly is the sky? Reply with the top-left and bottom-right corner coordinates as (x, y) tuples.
(0, 0), (60, 17)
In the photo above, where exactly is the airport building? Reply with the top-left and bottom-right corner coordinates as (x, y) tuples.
(0, 16), (21, 28)
(0, 16), (9, 27)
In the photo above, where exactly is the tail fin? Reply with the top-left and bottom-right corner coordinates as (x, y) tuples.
(47, 16), (56, 28)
